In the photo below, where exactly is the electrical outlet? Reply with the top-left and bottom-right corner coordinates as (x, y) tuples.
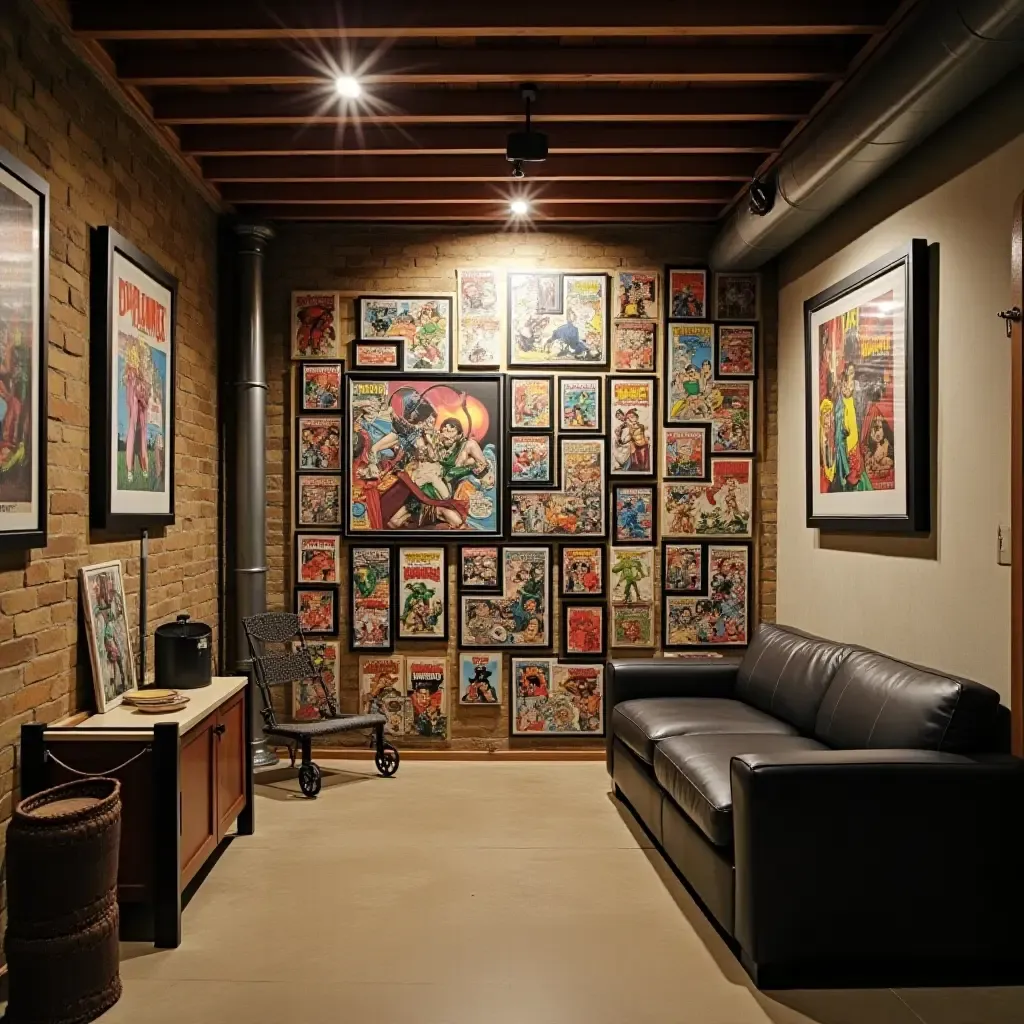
(998, 524), (1012, 566)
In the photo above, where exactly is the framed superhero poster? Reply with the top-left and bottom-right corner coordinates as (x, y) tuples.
(511, 659), (604, 737)
(357, 295), (452, 372)
(397, 546), (447, 642)
(350, 545), (394, 651)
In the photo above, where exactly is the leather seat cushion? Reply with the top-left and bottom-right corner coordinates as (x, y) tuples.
(654, 733), (827, 847)
(612, 697), (798, 766)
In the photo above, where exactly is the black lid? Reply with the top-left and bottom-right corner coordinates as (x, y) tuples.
(156, 613), (212, 640)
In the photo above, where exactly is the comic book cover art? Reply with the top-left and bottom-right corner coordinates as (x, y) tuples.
(663, 427), (708, 480)
(612, 321), (657, 373)
(359, 654), (406, 735)
(297, 534), (341, 584)
(661, 458), (753, 538)
(397, 547), (446, 641)
(510, 435), (552, 485)
(292, 291), (341, 359)
(609, 377), (655, 477)
(357, 296), (452, 372)
(458, 269), (503, 367)
(301, 362), (342, 411)
(563, 604), (605, 657)
(405, 656), (448, 738)
(460, 546), (550, 648)
(510, 438), (605, 538)
(613, 485), (655, 543)
(612, 605), (654, 649)
(663, 543), (703, 593)
(513, 661), (604, 736)
(717, 325), (757, 377)
(508, 272), (608, 366)
(610, 547), (654, 605)
(291, 640), (339, 720)
(509, 376), (552, 430)
(79, 561), (136, 712)
(714, 272), (759, 321)
(295, 587), (337, 635)
(711, 381), (754, 454)
(297, 474), (342, 527)
(297, 416), (342, 471)
(348, 375), (501, 536)
(353, 343), (399, 369)
(666, 323), (715, 424)
(560, 546), (604, 597)
(616, 271), (658, 319)
(664, 545), (749, 648)
(459, 652), (503, 704)
(351, 546), (393, 650)
(667, 268), (707, 320)
(559, 377), (601, 431)
(460, 545), (500, 589)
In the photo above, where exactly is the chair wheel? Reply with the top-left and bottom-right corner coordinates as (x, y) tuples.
(298, 762), (321, 797)
(375, 742), (400, 778)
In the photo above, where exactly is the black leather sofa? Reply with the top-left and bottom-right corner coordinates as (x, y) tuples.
(608, 623), (1024, 987)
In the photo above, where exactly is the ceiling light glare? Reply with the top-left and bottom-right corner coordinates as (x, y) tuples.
(335, 75), (362, 99)
(509, 199), (530, 216)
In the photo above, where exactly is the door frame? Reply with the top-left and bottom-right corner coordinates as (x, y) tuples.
(1011, 193), (1023, 755)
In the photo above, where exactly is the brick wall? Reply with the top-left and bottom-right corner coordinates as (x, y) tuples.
(264, 223), (778, 749)
(0, 1), (220, 817)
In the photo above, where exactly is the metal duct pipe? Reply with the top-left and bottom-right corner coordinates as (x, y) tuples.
(709, 0), (1024, 270)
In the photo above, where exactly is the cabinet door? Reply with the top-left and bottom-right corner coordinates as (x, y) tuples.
(215, 690), (247, 840)
(180, 717), (217, 888)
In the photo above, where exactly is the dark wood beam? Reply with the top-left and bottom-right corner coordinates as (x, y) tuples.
(200, 153), (764, 182)
(116, 43), (855, 87)
(73, 1), (895, 39)
(151, 85), (826, 125)
(178, 123), (790, 156)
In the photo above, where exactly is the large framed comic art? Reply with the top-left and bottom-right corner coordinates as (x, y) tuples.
(662, 543), (750, 649)
(805, 240), (930, 532)
(396, 546), (448, 642)
(346, 373), (504, 539)
(0, 146), (48, 551)
(79, 560), (136, 713)
(349, 545), (394, 652)
(90, 227), (176, 530)
(357, 295), (452, 373)
(511, 659), (604, 737)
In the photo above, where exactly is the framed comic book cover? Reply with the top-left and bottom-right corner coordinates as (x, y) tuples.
(615, 270), (659, 320)
(458, 544), (502, 592)
(296, 473), (342, 528)
(660, 458), (753, 539)
(607, 376), (657, 480)
(511, 659), (604, 737)
(664, 322), (715, 427)
(396, 546), (448, 642)
(291, 291), (341, 360)
(716, 324), (758, 379)
(714, 272), (760, 321)
(662, 542), (706, 595)
(611, 484), (657, 545)
(558, 375), (603, 432)
(404, 655), (449, 738)
(559, 544), (606, 598)
(662, 543), (750, 649)
(611, 604), (655, 649)
(508, 433), (556, 489)
(291, 640), (340, 720)
(349, 545), (394, 652)
(611, 320), (657, 374)
(358, 654), (406, 735)
(506, 374), (554, 432)
(457, 268), (503, 368)
(356, 294), (452, 372)
(353, 340), (400, 370)
(295, 533), (341, 585)
(296, 415), (342, 472)
(299, 361), (343, 412)
(662, 425), (710, 482)
(345, 372), (504, 539)
(609, 547), (655, 606)
(458, 652), (503, 705)
(295, 585), (339, 636)
(666, 267), (708, 321)
(561, 602), (607, 660)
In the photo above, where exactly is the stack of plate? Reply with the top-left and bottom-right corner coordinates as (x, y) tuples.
(122, 689), (190, 714)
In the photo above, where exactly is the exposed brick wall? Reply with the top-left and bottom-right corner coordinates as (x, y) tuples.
(0, 1), (220, 817)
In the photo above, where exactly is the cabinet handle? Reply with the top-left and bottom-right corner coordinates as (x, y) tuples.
(213, 724), (226, 737)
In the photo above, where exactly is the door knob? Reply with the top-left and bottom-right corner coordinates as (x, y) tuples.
(998, 306), (1021, 337)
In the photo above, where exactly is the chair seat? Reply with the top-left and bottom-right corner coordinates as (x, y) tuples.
(612, 697), (798, 766)
(654, 733), (827, 847)
(268, 713), (387, 738)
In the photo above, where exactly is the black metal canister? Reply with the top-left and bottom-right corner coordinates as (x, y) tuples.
(154, 614), (213, 689)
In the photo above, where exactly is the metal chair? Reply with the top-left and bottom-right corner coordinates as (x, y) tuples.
(242, 612), (400, 797)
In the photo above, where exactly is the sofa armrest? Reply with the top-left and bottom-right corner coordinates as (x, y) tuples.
(730, 749), (1024, 979)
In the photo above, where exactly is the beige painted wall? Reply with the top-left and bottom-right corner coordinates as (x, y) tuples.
(776, 81), (1024, 701)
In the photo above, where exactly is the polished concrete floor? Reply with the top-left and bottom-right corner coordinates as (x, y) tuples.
(92, 760), (1024, 1023)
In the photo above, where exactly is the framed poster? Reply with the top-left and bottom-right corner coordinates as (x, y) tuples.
(666, 267), (708, 320)
(295, 533), (341, 584)
(296, 415), (342, 471)
(608, 376), (656, 478)
(612, 484), (656, 545)
(297, 473), (342, 527)
(561, 602), (607, 659)
(359, 654), (406, 735)
(665, 322), (715, 425)
(457, 268), (503, 368)
(508, 271), (609, 367)
(560, 545), (605, 598)
(507, 375), (553, 431)
(558, 376), (602, 432)
(610, 547), (655, 605)
(295, 586), (338, 636)
(805, 240), (929, 532)
(397, 546), (447, 642)
(291, 291), (342, 359)
(300, 361), (342, 411)
(512, 659), (604, 737)
(90, 227), (176, 530)
(459, 652), (503, 705)
(716, 324), (757, 379)
(615, 270), (659, 320)
(291, 640), (340, 720)
(662, 425), (709, 481)
(350, 545), (394, 651)
(714, 272), (760, 321)
(0, 147), (48, 550)
(611, 605), (655, 649)
(79, 560), (136, 713)
(459, 544), (501, 591)
(347, 373), (503, 538)
(711, 381), (755, 455)
(459, 545), (551, 649)
(405, 655), (449, 738)
(509, 434), (555, 487)
(662, 544), (750, 649)
(353, 341), (400, 370)
(661, 458), (753, 539)
(611, 320), (657, 373)
(357, 295), (452, 372)
(663, 543), (705, 594)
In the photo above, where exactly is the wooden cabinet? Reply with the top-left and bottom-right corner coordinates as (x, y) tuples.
(181, 717), (217, 887)
(215, 689), (246, 839)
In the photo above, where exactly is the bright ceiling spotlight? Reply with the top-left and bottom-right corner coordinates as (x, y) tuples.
(509, 199), (530, 216)
(335, 74), (362, 99)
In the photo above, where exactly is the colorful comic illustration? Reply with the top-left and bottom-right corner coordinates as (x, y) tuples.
(458, 269), (503, 367)
(561, 546), (604, 596)
(559, 377), (601, 431)
(664, 543), (703, 593)
(609, 377), (655, 476)
(711, 381), (754, 454)
(297, 534), (341, 584)
(662, 427), (707, 480)
(79, 561), (136, 711)
(612, 605), (654, 649)
(509, 376), (552, 430)
(661, 458), (753, 538)
(667, 268), (707, 320)
(510, 438), (605, 538)
(348, 376), (501, 536)
(359, 654), (406, 735)
(610, 547), (654, 605)
(613, 486), (655, 543)
(460, 545), (500, 589)
(358, 296), (452, 372)
(296, 588), (336, 635)
(291, 640), (339, 720)
(297, 474), (342, 527)
(398, 547), (446, 641)
(714, 272), (760, 321)
(564, 604), (605, 657)
(405, 656), (449, 738)
(301, 362), (342, 411)
(508, 272), (608, 366)
(291, 291), (342, 359)
(664, 544), (749, 648)
(460, 546), (550, 648)
(512, 660), (604, 736)
(459, 652), (503, 705)
(351, 546), (392, 650)
(666, 322), (716, 424)
(353, 343), (400, 369)
(717, 324), (756, 377)
(611, 320), (657, 373)
(616, 271), (658, 319)
(510, 435), (552, 484)
(297, 415), (342, 471)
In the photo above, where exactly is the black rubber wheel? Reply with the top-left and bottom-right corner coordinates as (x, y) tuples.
(375, 742), (400, 778)
(298, 763), (322, 797)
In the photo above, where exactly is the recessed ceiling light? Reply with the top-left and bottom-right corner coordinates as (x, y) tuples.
(510, 199), (530, 216)
(335, 75), (362, 99)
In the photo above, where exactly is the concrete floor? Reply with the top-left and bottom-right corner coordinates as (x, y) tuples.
(93, 760), (1023, 1024)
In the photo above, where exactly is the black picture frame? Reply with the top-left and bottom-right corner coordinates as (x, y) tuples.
(295, 414), (343, 472)
(558, 375), (604, 433)
(352, 340), (401, 370)
(715, 323), (759, 380)
(295, 472), (343, 528)
(607, 375), (658, 481)
(299, 360), (343, 412)
(662, 320), (716, 428)
(294, 585), (340, 636)
(559, 543), (607, 599)
(804, 239), (930, 533)
(661, 542), (707, 595)
(355, 294), (453, 373)
(560, 601), (608, 660)
(610, 483), (657, 545)
(665, 266), (710, 321)
(509, 657), (607, 738)
(661, 424), (712, 483)
(349, 544), (395, 653)
(294, 532), (342, 586)
(508, 432), (557, 489)
(396, 545), (449, 643)
(0, 145), (49, 551)
(90, 226), (177, 531)
(458, 543), (503, 593)
(506, 373), (555, 432)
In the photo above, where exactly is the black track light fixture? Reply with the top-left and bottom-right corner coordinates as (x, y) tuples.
(506, 84), (548, 178)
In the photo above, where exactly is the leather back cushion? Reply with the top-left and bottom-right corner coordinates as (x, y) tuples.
(814, 651), (1002, 752)
(736, 623), (851, 734)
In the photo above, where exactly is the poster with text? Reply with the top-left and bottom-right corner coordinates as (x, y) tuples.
(459, 652), (503, 705)
(359, 654), (406, 735)
(358, 295), (452, 372)
(457, 269), (503, 367)
(398, 546), (447, 641)
(405, 656), (449, 738)
(291, 291), (342, 360)
(508, 272), (608, 366)
(609, 377), (655, 477)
